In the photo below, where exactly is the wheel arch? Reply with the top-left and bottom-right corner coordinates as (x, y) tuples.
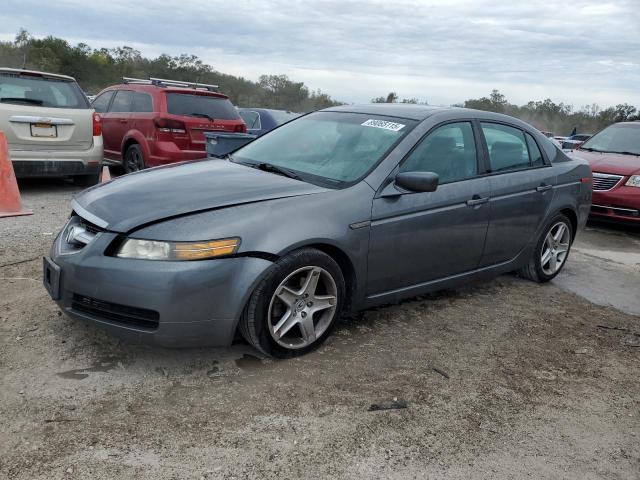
(232, 241), (359, 341)
(558, 207), (578, 239)
(120, 131), (149, 160)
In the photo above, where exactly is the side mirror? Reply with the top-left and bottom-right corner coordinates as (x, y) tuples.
(395, 171), (439, 193)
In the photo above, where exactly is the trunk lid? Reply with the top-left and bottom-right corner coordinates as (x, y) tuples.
(1, 104), (94, 151)
(163, 90), (245, 151)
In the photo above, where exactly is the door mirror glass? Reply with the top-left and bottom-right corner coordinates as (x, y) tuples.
(395, 171), (439, 192)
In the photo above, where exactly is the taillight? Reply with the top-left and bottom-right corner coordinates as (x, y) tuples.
(92, 112), (102, 136)
(235, 123), (247, 133)
(154, 118), (187, 134)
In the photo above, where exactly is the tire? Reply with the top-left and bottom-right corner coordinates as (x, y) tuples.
(518, 213), (573, 283)
(123, 144), (146, 173)
(239, 248), (345, 358)
(72, 173), (100, 188)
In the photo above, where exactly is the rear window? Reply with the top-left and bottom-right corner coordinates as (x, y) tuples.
(166, 93), (240, 120)
(0, 72), (89, 109)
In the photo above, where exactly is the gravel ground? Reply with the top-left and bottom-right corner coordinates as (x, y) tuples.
(1, 178), (639, 479)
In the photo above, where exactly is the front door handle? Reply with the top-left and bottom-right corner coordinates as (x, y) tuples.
(119, 119), (128, 124)
(466, 195), (488, 207)
(536, 184), (553, 192)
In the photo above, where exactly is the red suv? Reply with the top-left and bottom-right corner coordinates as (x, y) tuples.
(92, 78), (246, 172)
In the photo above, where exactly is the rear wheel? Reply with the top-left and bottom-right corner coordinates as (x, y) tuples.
(239, 248), (345, 358)
(518, 213), (573, 283)
(124, 144), (146, 173)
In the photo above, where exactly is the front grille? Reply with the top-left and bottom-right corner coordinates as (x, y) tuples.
(71, 294), (160, 330)
(592, 172), (623, 191)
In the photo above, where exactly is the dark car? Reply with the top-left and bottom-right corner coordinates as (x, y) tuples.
(238, 108), (300, 136)
(92, 77), (246, 173)
(44, 105), (592, 358)
(574, 122), (640, 223)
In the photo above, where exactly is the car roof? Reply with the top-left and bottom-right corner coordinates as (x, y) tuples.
(323, 104), (537, 127)
(0, 67), (76, 81)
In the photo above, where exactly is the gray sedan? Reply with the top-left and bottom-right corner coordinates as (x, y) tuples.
(44, 105), (592, 357)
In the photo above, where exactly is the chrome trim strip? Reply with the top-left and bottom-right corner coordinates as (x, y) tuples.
(592, 204), (639, 214)
(349, 220), (371, 229)
(71, 200), (109, 229)
(592, 172), (624, 180)
(9, 115), (75, 125)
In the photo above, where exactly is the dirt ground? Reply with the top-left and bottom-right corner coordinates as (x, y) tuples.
(1, 179), (639, 480)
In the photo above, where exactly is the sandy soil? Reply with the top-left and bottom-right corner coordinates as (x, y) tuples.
(1, 178), (638, 479)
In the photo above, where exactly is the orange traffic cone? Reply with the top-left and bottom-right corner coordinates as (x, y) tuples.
(0, 131), (32, 218)
(99, 165), (111, 183)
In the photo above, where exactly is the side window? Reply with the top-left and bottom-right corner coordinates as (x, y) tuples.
(109, 90), (133, 113)
(91, 91), (114, 113)
(481, 123), (529, 172)
(525, 133), (544, 167)
(400, 122), (477, 184)
(131, 92), (153, 112)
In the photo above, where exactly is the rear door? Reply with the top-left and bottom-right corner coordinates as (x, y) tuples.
(101, 90), (132, 160)
(0, 70), (93, 151)
(366, 121), (491, 295)
(129, 91), (154, 139)
(479, 123), (556, 266)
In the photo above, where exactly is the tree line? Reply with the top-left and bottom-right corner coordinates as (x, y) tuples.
(373, 89), (639, 135)
(0, 30), (341, 112)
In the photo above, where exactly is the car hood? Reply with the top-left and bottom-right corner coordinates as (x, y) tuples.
(74, 159), (328, 232)
(574, 149), (640, 176)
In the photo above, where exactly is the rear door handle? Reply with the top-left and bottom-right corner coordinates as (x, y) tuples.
(466, 196), (489, 207)
(119, 119), (128, 124)
(536, 184), (553, 192)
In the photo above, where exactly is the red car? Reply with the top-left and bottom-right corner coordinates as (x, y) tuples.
(575, 122), (640, 223)
(92, 77), (246, 172)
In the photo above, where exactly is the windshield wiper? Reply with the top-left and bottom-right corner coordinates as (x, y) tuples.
(614, 151), (640, 157)
(253, 162), (302, 181)
(187, 112), (214, 120)
(1, 97), (43, 105)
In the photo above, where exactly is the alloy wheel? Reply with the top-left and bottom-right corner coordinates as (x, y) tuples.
(540, 221), (571, 275)
(267, 266), (338, 349)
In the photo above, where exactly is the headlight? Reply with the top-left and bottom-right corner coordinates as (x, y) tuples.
(116, 237), (240, 261)
(625, 175), (640, 188)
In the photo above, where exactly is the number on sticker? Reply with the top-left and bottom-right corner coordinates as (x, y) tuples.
(361, 119), (405, 131)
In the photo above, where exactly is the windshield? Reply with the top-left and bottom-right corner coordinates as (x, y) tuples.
(166, 93), (240, 120)
(232, 111), (416, 186)
(581, 123), (640, 155)
(0, 72), (89, 109)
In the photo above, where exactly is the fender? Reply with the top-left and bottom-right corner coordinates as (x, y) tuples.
(120, 129), (151, 160)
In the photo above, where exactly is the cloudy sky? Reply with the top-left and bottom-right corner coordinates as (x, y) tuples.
(1, 0), (639, 107)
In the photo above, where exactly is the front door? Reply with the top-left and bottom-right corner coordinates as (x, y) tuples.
(101, 90), (132, 160)
(366, 121), (491, 297)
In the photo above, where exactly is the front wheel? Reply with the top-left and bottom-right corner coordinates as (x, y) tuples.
(518, 213), (573, 283)
(239, 248), (345, 358)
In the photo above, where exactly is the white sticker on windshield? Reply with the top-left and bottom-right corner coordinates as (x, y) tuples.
(361, 119), (405, 131)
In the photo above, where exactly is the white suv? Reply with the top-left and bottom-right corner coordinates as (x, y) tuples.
(0, 68), (103, 186)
